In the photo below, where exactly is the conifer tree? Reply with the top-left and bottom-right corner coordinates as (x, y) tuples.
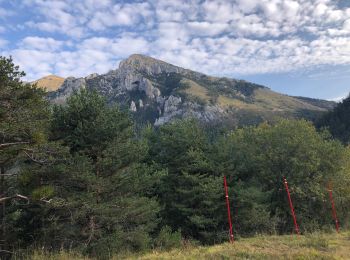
(46, 90), (160, 256)
(147, 119), (226, 243)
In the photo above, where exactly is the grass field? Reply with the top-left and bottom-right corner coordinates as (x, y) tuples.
(133, 232), (350, 260)
(21, 231), (350, 260)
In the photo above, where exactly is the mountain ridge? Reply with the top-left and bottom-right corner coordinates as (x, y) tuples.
(41, 54), (335, 126)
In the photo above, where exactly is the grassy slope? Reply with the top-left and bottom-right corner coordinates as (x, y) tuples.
(131, 232), (350, 260)
(181, 78), (327, 112)
(24, 231), (350, 260)
(32, 75), (65, 92)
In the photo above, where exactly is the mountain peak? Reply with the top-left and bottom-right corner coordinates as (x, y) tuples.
(119, 54), (185, 75)
(121, 54), (167, 65)
(47, 54), (335, 127)
(32, 74), (65, 92)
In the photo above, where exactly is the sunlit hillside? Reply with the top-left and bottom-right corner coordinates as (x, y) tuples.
(32, 75), (64, 92)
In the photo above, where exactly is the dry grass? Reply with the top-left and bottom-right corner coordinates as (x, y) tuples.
(181, 78), (211, 102)
(180, 79), (258, 110)
(254, 88), (326, 112)
(32, 75), (65, 92)
(12, 250), (88, 260)
(180, 79), (320, 112)
(20, 231), (350, 259)
(179, 78), (327, 115)
(126, 231), (350, 260)
(217, 95), (258, 109)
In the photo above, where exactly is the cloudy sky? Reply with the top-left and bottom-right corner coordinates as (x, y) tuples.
(0, 0), (350, 100)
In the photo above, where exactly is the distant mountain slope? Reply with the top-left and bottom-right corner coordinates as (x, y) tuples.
(32, 75), (65, 92)
(47, 54), (335, 126)
(317, 94), (350, 144)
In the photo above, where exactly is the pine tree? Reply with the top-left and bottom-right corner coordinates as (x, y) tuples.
(0, 56), (51, 253)
(146, 119), (227, 243)
(45, 89), (160, 256)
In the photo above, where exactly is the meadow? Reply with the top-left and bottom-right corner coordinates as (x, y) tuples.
(16, 231), (350, 260)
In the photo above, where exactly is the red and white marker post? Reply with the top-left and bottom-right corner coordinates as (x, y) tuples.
(223, 175), (234, 243)
(283, 176), (300, 235)
(327, 182), (340, 233)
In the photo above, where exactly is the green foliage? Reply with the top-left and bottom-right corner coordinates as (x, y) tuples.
(31, 186), (55, 200)
(317, 94), (350, 144)
(155, 226), (182, 250)
(40, 89), (161, 257)
(214, 119), (350, 234)
(146, 119), (227, 244)
(0, 56), (51, 253)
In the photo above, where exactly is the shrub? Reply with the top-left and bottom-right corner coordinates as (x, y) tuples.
(155, 226), (182, 250)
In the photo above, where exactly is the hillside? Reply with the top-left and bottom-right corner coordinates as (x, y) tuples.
(47, 54), (335, 126)
(317, 94), (350, 144)
(32, 74), (65, 92)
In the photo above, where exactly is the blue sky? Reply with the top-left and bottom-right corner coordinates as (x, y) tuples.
(0, 0), (350, 100)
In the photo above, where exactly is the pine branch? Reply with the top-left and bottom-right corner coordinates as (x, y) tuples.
(0, 141), (30, 149)
(23, 150), (46, 165)
(0, 194), (52, 204)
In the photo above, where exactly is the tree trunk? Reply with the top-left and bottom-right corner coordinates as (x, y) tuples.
(0, 165), (6, 250)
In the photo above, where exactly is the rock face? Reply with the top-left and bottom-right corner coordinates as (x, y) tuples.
(48, 54), (336, 126)
(49, 77), (86, 104)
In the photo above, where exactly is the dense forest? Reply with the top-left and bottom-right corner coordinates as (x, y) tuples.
(317, 94), (350, 145)
(1, 56), (350, 259)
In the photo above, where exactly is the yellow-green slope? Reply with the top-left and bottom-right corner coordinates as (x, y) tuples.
(127, 231), (350, 260)
(32, 75), (65, 92)
(181, 78), (327, 113)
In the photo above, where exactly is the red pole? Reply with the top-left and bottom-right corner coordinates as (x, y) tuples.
(223, 175), (234, 243)
(327, 182), (340, 233)
(283, 177), (300, 235)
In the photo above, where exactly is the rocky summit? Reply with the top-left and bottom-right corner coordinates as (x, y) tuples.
(45, 54), (335, 126)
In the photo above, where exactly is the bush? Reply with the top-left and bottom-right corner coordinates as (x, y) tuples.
(155, 226), (182, 250)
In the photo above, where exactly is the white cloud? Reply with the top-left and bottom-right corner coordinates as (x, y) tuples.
(343, 19), (350, 30)
(314, 3), (328, 17)
(7, 35), (150, 81)
(20, 37), (66, 51)
(328, 94), (348, 102)
(80, 36), (150, 57)
(0, 38), (8, 49)
(87, 2), (153, 30)
(0, 0), (348, 82)
(202, 0), (235, 22)
(283, 0), (300, 18)
(9, 49), (56, 79)
(236, 0), (260, 13)
(187, 22), (228, 36)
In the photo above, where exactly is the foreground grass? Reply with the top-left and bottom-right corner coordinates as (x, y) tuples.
(21, 231), (350, 260)
(129, 231), (350, 260)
